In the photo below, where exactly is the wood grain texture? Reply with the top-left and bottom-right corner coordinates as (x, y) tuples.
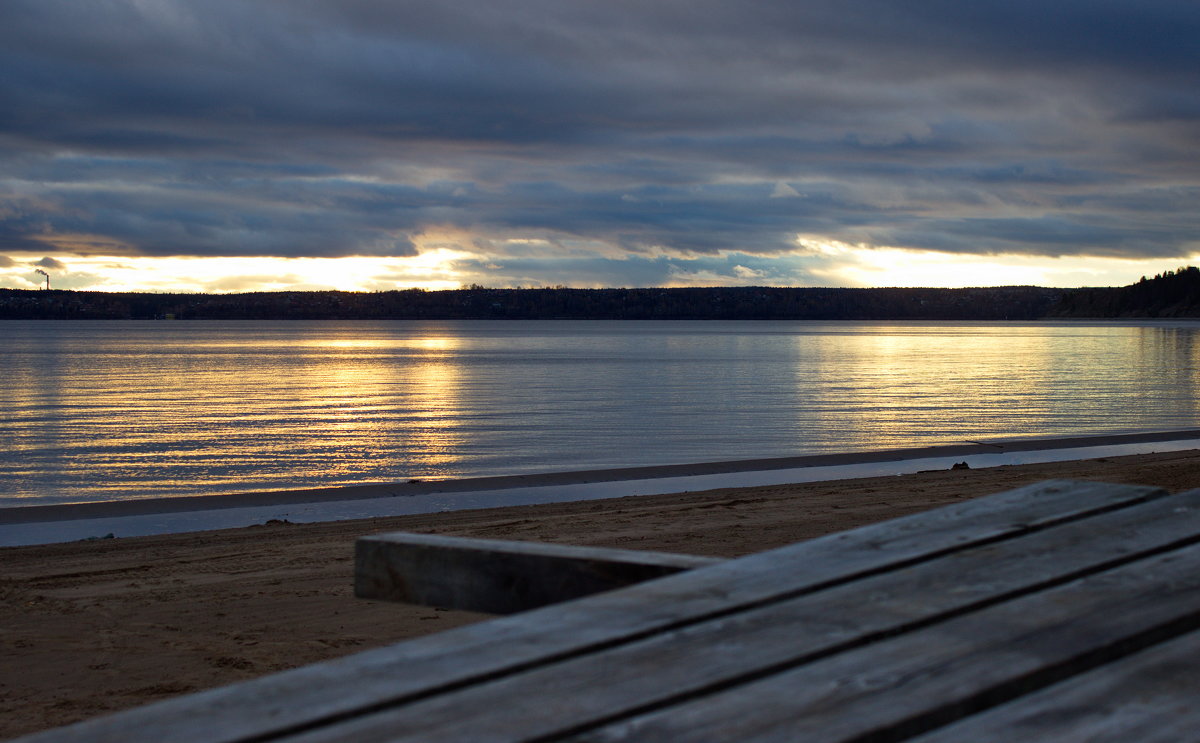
(355, 532), (721, 613)
(573, 545), (1200, 742)
(907, 628), (1200, 743)
(12, 480), (1168, 743)
(273, 488), (1200, 742)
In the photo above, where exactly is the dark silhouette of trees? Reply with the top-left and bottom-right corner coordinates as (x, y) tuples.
(1048, 266), (1200, 318)
(6, 270), (1195, 321)
(0, 285), (1067, 320)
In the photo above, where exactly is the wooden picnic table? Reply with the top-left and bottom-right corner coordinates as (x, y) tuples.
(17, 479), (1200, 742)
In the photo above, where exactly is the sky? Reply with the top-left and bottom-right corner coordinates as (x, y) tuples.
(2, 1), (1199, 293)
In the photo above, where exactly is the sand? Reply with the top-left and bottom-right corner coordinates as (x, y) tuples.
(3, 448), (1200, 739)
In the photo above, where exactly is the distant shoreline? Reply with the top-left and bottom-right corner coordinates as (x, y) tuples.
(4, 267), (1198, 319)
(0, 285), (1065, 321)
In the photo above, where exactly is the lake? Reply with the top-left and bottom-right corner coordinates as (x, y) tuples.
(2, 319), (1198, 506)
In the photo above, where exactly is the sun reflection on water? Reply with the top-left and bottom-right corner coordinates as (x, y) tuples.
(3, 320), (1199, 505)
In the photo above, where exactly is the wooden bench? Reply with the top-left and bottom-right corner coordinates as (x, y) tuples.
(17, 479), (1200, 742)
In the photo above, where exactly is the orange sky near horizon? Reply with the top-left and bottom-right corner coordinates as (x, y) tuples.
(1, 245), (1194, 294)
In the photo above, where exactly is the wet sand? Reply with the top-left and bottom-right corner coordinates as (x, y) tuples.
(3, 448), (1200, 739)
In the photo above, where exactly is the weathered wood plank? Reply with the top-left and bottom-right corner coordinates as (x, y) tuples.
(355, 533), (721, 614)
(271, 487), (1200, 742)
(908, 628), (1200, 743)
(570, 546), (1200, 742)
(13, 480), (1165, 743)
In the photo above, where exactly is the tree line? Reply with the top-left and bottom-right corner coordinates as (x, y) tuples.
(1045, 266), (1200, 318)
(0, 270), (1195, 320)
(0, 285), (1064, 320)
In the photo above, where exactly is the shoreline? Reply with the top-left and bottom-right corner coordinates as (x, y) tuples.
(3, 446), (1200, 738)
(3, 428), (1200, 548)
(5, 427), (1200, 522)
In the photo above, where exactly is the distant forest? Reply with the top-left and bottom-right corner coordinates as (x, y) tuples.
(1, 269), (1197, 321)
(1044, 266), (1200, 318)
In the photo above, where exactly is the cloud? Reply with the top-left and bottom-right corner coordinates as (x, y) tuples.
(770, 182), (801, 199)
(0, 255), (15, 267)
(39, 270), (104, 290)
(0, 1), (1197, 287)
(733, 265), (767, 279)
(34, 256), (66, 270)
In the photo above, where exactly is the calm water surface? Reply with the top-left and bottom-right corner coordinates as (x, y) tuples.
(2, 320), (1198, 506)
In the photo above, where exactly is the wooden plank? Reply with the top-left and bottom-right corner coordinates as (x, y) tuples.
(355, 533), (722, 614)
(908, 628), (1200, 743)
(265, 487), (1200, 742)
(13, 480), (1165, 743)
(569, 546), (1200, 742)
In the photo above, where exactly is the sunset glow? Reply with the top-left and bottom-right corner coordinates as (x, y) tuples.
(5, 4), (1200, 732)
(796, 239), (1200, 289)
(1, 247), (1194, 294)
(0, 252), (472, 293)
(2, 2), (1199, 289)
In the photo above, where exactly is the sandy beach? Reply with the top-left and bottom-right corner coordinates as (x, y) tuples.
(4, 448), (1200, 739)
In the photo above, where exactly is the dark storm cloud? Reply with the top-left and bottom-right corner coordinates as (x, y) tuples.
(1, 0), (1198, 275)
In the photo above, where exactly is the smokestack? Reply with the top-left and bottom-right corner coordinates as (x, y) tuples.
(35, 268), (49, 290)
